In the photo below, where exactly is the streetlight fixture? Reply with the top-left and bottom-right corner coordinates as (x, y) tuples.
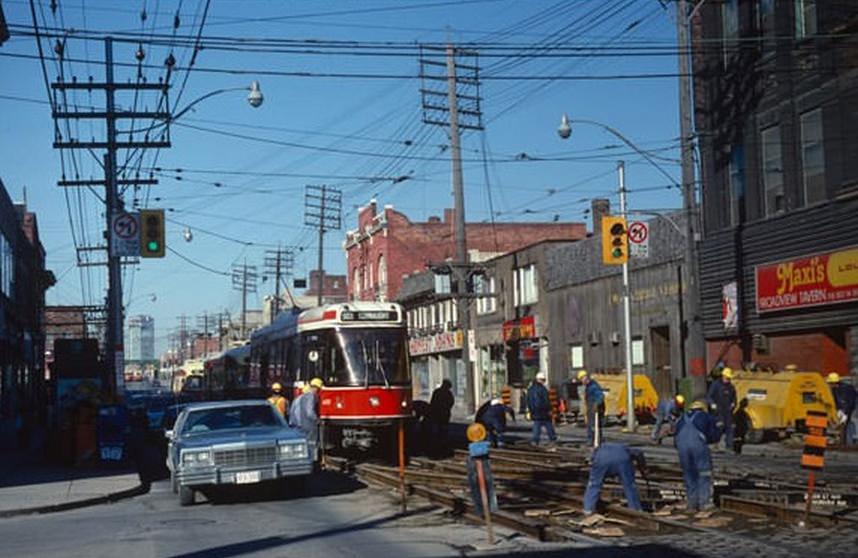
(557, 113), (680, 434)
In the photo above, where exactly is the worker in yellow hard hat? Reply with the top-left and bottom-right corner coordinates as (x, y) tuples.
(707, 366), (736, 450)
(267, 382), (288, 417)
(675, 400), (721, 511)
(827, 372), (856, 447)
(289, 378), (324, 456)
(652, 393), (686, 444)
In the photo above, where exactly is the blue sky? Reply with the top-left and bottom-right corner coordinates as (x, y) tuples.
(0, 0), (684, 353)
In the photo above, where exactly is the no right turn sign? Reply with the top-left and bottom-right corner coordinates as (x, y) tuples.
(628, 221), (649, 258)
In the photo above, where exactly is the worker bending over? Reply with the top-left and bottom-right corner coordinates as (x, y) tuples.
(675, 400), (721, 511)
(583, 442), (645, 515)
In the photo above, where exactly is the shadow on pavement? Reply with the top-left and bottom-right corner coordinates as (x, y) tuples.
(202, 470), (368, 506)
(462, 547), (701, 558)
(165, 505), (439, 558)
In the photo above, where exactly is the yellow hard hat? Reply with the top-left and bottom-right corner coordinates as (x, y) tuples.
(784, 364), (799, 372)
(721, 368), (733, 379)
(301, 384), (311, 394)
(577, 370), (588, 381)
(826, 372), (840, 384)
(690, 400), (708, 411)
(271, 382), (283, 393)
(675, 394), (685, 405)
(310, 377), (324, 389)
(466, 422), (487, 442)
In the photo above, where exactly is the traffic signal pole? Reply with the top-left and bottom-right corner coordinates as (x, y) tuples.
(618, 162), (635, 432)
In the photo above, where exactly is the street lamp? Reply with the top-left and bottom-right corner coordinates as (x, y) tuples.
(558, 113), (679, 433)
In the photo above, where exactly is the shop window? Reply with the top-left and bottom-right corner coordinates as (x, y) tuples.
(632, 338), (645, 366)
(475, 276), (497, 315)
(513, 264), (538, 306)
(569, 344), (584, 369)
(762, 125), (784, 216)
(377, 255), (387, 301)
(794, 0), (817, 38)
(800, 108), (825, 206)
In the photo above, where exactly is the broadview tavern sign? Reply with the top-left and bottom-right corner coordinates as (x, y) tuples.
(755, 246), (858, 313)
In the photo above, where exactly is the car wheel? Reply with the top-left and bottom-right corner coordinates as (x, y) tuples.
(179, 484), (195, 506)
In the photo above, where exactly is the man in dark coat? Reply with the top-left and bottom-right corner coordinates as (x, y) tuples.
(428, 379), (454, 457)
(526, 372), (557, 447)
(707, 367), (737, 449)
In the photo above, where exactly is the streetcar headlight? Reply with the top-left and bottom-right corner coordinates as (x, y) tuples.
(401, 400), (408, 408)
(279, 442), (308, 460)
(181, 449), (213, 466)
(369, 396), (380, 408)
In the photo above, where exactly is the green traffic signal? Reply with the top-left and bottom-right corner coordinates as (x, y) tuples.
(612, 248), (623, 258)
(147, 241), (160, 251)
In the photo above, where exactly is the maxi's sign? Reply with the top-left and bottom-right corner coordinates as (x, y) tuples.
(755, 246), (858, 313)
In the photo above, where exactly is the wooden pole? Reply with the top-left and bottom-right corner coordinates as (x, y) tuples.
(803, 470), (816, 527)
(475, 458), (495, 545)
(399, 419), (407, 513)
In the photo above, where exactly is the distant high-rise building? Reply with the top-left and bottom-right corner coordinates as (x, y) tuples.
(127, 315), (155, 361)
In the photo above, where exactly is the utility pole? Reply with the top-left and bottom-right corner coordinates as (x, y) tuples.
(304, 185), (342, 307)
(196, 312), (211, 356)
(677, 0), (706, 393)
(232, 261), (258, 339)
(420, 44), (483, 413)
(617, 162), (635, 432)
(49, 36), (168, 397)
(176, 315), (189, 363)
(265, 246), (295, 321)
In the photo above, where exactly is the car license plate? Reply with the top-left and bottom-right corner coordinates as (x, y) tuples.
(235, 471), (261, 484)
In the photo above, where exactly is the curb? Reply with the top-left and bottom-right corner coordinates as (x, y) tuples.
(0, 483), (150, 519)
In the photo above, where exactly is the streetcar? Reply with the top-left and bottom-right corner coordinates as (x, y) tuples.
(249, 301), (412, 457)
(202, 344), (253, 399)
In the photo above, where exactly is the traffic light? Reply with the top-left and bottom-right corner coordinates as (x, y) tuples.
(601, 215), (628, 265)
(139, 209), (165, 258)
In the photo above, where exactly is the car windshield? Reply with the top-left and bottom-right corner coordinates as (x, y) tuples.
(181, 405), (280, 435)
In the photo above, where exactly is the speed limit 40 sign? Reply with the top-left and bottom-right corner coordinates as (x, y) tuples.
(628, 221), (649, 258)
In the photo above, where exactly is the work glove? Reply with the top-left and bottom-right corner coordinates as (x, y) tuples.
(710, 403), (718, 412)
(525, 412), (532, 421)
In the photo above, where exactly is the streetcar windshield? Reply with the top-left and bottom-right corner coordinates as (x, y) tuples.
(303, 327), (409, 387)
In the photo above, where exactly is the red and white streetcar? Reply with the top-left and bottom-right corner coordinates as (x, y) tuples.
(250, 301), (412, 455)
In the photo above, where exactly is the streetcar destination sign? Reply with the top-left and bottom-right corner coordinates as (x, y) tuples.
(755, 246), (858, 313)
(341, 310), (398, 322)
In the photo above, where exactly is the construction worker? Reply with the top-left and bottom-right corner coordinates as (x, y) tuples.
(827, 373), (857, 446)
(527, 372), (557, 447)
(476, 398), (515, 448)
(579, 370), (605, 446)
(289, 378), (323, 448)
(675, 400), (721, 511)
(707, 367), (737, 449)
(267, 382), (288, 417)
(583, 442), (645, 515)
(651, 394), (685, 444)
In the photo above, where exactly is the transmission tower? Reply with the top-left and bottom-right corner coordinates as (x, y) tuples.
(304, 185), (342, 306)
(232, 261), (258, 339)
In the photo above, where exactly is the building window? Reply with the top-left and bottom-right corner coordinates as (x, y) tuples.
(795, 0), (817, 38)
(0, 234), (11, 298)
(377, 255), (387, 301)
(475, 276), (497, 315)
(728, 144), (745, 227)
(721, 0), (738, 66)
(761, 125), (784, 216)
(800, 108), (825, 206)
(569, 344), (584, 369)
(353, 267), (361, 299)
(513, 264), (538, 306)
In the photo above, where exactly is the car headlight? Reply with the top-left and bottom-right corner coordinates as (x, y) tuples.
(181, 449), (213, 466)
(279, 442), (308, 460)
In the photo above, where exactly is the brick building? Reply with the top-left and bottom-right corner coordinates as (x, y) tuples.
(347, 199), (586, 303)
(692, 3), (858, 374)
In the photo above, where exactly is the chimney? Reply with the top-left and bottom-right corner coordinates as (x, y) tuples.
(591, 199), (610, 235)
(443, 208), (456, 224)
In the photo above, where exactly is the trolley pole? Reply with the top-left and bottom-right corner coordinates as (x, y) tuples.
(618, 162), (635, 432)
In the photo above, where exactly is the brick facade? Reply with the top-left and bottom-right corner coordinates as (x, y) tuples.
(345, 200), (586, 302)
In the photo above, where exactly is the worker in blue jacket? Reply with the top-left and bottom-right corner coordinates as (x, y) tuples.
(583, 442), (645, 514)
(675, 400), (722, 511)
(651, 394), (685, 444)
(707, 367), (737, 449)
(578, 370), (605, 446)
(476, 398), (516, 448)
(526, 372), (557, 446)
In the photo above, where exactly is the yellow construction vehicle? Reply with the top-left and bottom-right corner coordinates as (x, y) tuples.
(592, 373), (659, 422)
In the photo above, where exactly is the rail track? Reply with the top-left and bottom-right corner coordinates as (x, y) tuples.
(324, 439), (858, 553)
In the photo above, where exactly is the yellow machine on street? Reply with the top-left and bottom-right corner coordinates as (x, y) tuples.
(732, 369), (837, 443)
(592, 373), (659, 422)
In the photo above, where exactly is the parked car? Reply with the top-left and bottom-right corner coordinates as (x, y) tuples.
(165, 400), (314, 506)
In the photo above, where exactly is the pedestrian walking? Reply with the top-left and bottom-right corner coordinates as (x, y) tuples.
(827, 373), (857, 446)
(476, 398), (515, 448)
(578, 370), (605, 446)
(583, 442), (646, 514)
(675, 400), (722, 511)
(526, 372), (557, 447)
(706, 367), (737, 449)
(651, 394), (685, 444)
(428, 379), (455, 457)
(289, 378), (323, 449)
(267, 382), (288, 417)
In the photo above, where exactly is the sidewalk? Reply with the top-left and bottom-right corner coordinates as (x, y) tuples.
(0, 427), (145, 518)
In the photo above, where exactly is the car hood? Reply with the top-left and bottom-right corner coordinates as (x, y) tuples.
(177, 426), (304, 448)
